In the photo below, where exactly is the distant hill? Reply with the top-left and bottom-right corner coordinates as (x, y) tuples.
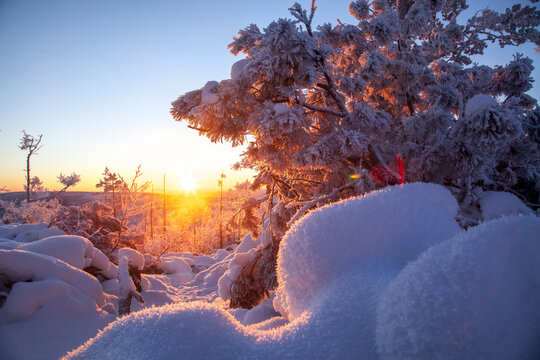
(0, 190), (220, 206)
(0, 191), (104, 206)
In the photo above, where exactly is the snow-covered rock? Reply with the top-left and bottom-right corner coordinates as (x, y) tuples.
(12, 227), (66, 243)
(158, 257), (192, 274)
(0, 234), (116, 278)
(7, 235), (95, 269)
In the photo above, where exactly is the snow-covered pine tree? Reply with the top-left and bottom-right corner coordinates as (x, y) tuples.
(171, 0), (539, 307)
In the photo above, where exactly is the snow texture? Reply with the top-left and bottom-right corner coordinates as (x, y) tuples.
(3, 235), (95, 269)
(376, 215), (540, 360)
(274, 182), (460, 319)
(1, 222), (49, 240)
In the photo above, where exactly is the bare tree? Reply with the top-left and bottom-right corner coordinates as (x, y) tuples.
(18, 131), (43, 203)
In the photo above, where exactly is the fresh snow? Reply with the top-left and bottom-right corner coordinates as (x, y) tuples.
(1, 183), (539, 360)
(201, 81), (220, 104)
(273, 182), (460, 319)
(464, 94), (499, 119)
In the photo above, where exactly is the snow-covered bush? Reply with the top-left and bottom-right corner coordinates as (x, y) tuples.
(51, 201), (139, 259)
(0, 198), (60, 224)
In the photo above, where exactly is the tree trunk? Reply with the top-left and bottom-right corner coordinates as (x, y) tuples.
(26, 154), (31, 203)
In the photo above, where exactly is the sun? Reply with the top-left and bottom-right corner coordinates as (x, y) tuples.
(179, 174), (198, 194)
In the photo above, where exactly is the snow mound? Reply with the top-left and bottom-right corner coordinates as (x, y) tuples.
(65, 183), (463, 359)
(6, 235), (95, 269)
(65, 302), (253, 359)
(0, 249), (111, 322)
(478, 190), (532, 221)
(274, 182), (460, 319)
(376, 215), (540, 360)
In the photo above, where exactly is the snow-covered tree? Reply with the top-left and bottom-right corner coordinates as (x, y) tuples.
(171, 0), (539, 307)
(96, 167), (123, 216)
(19, 131), (43, 203)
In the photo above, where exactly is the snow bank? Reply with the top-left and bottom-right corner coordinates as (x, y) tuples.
(274, 182), (460, 319)
(478, 190), (532, 221)
(376, 215), (540, 360)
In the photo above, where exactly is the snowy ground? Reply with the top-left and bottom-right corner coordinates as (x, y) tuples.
(0, 183), (538, 359)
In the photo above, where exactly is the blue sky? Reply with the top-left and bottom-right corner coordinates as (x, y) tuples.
(0, 0), (538, 192)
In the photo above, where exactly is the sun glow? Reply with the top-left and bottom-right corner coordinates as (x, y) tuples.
(179, 174), (198, 194)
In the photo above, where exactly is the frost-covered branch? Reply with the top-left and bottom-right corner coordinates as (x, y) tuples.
(297, 95), (347, 117)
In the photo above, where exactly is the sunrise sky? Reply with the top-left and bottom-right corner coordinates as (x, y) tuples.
(1, 0), (537, 193)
